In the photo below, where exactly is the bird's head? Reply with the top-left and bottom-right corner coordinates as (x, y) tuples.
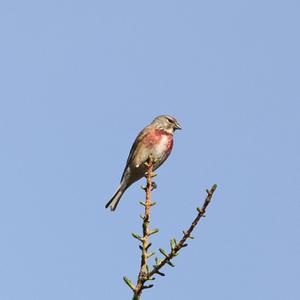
(151, 115), (182, 134)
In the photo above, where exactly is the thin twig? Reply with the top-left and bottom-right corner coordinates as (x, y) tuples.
(147, 184), (217, 280)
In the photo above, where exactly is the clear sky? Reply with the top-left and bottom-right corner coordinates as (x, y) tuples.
(0, 1), (299, 299)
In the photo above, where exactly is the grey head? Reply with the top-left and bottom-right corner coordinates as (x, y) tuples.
(151, 115), (182, 133)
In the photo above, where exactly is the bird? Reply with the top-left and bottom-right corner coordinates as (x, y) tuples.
(105, 115), (182, 211)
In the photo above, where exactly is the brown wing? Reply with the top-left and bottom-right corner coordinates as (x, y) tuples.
(120, 126), (150, 182)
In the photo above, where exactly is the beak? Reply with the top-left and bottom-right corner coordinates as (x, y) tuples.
(174, 121), (182, 130)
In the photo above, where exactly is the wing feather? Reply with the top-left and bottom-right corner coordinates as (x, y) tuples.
(120, 126), (150, 182)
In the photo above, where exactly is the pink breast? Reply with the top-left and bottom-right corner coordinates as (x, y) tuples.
(152, 129), (173, 154)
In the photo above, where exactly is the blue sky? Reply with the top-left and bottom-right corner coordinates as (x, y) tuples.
(0, 1), (299, 299)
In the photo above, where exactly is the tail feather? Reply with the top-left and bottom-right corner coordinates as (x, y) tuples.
(105, 185), (125, 211)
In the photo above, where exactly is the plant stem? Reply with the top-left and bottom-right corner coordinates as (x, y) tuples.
(133, 157), (155, 299)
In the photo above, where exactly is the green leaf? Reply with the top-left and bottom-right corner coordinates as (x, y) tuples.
(170, 239), (176, 250)
(131, 233), (143, 241)
(148, 251), (155, 258)
(154, 257), (162, 266)
(149, 228), (159, 235)
(123, 276), (135, 291)
(143, 284), (154, 289)
(145, 243), (152, 251)
(167, 261), (175, 267)
(151, 182), (157, 189)
(156, 270), (165, 276)
(159, 248), (168, 257)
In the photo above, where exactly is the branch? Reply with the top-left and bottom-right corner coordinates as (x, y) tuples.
(134, 156), (156, 298)
(123, 156), (218, 299)
(147, 184), (217, 279)
(123, 156), (157, 300)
